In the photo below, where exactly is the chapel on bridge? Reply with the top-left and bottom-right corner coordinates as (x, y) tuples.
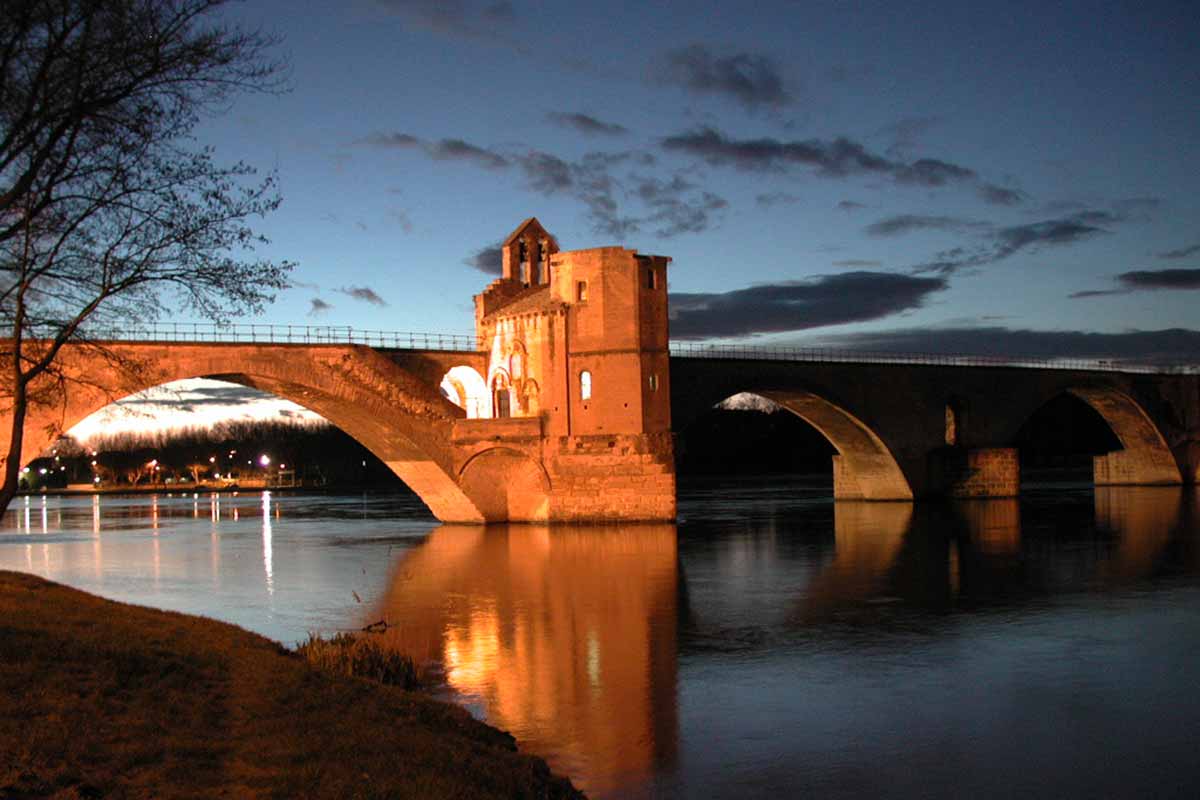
(457, 217), (672, 440)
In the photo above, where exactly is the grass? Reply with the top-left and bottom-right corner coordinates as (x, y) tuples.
(296, 632), (420, 689)
(0, 570), (582, 799)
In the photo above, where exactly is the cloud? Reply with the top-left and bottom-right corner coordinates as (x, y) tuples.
(465, 242), (503, 274)
(513, 150), (573, 192)
(373, 0), (515, 38)
(1158, 243), (1200, 260)
(668, 272), (948, 339)
(547, 112), (628, 136)
(800, 325), (1200, 366)
(357, 131), (509, 169)
(661, 126), (1024, 204)
(1117, 268), (1200, 290)
(648, 44), (792, 109)
(308, 297), (333, 316)
(906, 210), (1120, 276)
(756, 192), (801, 207)
(337, 286), (388, 306)
(359, 131), (724, 238)
(893, 158), (976, 187)
(832, 259), (882, 267)
(428, 138), (510, 168)
(978, 184), (1025, 206)
(1071, 268), (1200, 298)
(866, 215), (986, 237)
(632, 175), (727, 237)
(836, 200), (866, 212)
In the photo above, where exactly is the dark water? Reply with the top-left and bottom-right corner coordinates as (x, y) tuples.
(2, 481), (1198, 798)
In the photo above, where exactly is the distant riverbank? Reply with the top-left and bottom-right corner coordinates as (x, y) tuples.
(0, 571), (581, 798)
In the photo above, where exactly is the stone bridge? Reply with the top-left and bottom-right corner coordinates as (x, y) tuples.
(5, 341), (548, 524)
(671, 356), (1200, 500)
(4, 340), (1199, 522)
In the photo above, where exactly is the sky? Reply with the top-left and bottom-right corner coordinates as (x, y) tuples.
(70, 0), (1200, 436)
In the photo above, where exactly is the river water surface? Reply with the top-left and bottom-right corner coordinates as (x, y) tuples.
(3, 480), (1199, 798)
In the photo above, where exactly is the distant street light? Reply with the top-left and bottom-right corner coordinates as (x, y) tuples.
(259, 454), (271, 467)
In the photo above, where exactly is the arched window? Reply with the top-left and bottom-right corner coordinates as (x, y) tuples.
(580, 370), (592, 401)
(492, 371), (511, 418)
(523, 379), (540, 415)
(509, 343), (526, 381)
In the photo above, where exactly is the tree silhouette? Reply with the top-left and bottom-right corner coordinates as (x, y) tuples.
(0, 0), (293, 510)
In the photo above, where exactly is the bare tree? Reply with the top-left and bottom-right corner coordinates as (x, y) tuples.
(0, 0), (293, 510)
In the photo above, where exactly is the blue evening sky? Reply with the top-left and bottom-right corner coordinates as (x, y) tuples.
(186, 0), (1198, 359)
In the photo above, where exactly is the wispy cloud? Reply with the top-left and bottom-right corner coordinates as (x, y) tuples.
(373, 0), (515, 38)
(307, 297), (333, 316)
(1070, 267), (1200, 298)
(337, 286), (388, 306)
(865, 215), (987, 237)
(801, 325), (1200, 365)
(756, 192), (801, 207)
(546, 111), (628, 136)
(464, 242), (503, 275)
(358, 131), (510, 169)
(894, 210), (1123, 276)
(978, 184), (1025, 206)
(360, 130), (725, 239)
(648, 44), (792, 109)
(1158, 243), (1200, 260)
(660, 126), (1022, 205)
(832, 259), (882, 267)
(668, 272), (947, 339)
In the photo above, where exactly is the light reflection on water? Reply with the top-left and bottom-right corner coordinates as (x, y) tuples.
(2, 483), (1199, 798)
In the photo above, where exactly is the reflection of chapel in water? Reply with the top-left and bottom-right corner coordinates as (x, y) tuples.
(440, 217), (672, 438)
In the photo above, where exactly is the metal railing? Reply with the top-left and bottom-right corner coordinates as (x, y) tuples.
(667, 342), (1199, 375)
(65, 321), (1197, 374)
(78, 322), (483, 351)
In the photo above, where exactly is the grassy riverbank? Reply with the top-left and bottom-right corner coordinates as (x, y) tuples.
(0, 571), (582, 798)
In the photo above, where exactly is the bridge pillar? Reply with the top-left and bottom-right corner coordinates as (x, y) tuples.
(1094, 448), (1183, 486)
(1180, 441), (1200, 484)
(832, 454), (863, 499)
(930, 447), (1019, 498)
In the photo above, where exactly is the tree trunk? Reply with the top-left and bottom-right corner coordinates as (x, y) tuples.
(0, 378), (29, 513)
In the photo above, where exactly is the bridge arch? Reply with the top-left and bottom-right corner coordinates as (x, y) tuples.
(14, 343), (491, 522)
(457, 447), (551, 521)
(677, 387), (913, 501)
(1010, 386), (1180, 486)
(758, 390), (913, 500)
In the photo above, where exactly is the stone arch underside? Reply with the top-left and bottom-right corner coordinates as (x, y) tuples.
(457, 447), (551, 522)
(1064, 387), (1181, 485)
(756, 390), (913, 501)
(10, 343), (493, 522)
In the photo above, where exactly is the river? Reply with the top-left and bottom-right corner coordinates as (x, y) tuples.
(3, 480), (1198, 798)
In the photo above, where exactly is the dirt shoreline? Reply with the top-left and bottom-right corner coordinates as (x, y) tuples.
(0, 570), (582, 799)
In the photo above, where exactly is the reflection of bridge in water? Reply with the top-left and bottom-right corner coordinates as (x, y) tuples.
(366, 486), (1195, 795)
(6, 218), (1197, 522)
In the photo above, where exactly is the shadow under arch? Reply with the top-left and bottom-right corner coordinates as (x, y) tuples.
(1013, 386), (1181, 486)
(10, 342), (489, 522)
(752, 389), (914, 500)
